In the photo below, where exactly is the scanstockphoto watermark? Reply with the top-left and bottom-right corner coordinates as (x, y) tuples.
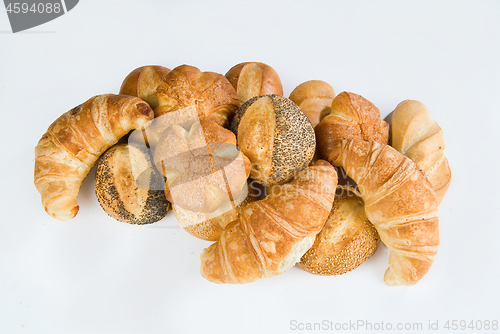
(3, 0), (79, 33)
(290, 320), (425, 331)
(289, 319), (499, 331)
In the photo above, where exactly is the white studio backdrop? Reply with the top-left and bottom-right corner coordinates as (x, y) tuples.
(0, 1), (499, 333)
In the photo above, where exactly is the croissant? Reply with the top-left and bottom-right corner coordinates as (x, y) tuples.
(324, 139), (439, 286)
(391, 100), (451, 204)
(200, 160), (338, 284)
(34, 94), (154, 220)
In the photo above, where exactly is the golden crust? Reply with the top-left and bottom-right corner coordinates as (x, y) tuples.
(298, 186), (379, 275)
(316, 92), (389, 161)
(34, 94), (154, 221)
(326, 139), (439, 286)
(119, 65), (171, 109)
(391, 100), (451, 204)
(225, 62), (283, 104)
(200, 161), (338, 284)
(155, 65), (239, 127)
(154, 118), (251, 213)
(173, 179), (262, 241)
(289, 80), (336, 128)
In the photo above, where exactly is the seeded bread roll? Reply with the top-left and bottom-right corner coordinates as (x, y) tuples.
(95, 144), (170, 224)
(225, 62), (283, 104)
(231, 94), (315, 185)
(298, 186), (379, 275)
(289, 80), (336, 128)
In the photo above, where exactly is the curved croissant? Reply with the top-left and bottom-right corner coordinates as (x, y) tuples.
(200, 160), (338, 284)
(391, 100), (451, 204)
(34, 94), (154, 221)
(325, 139), (439, 286)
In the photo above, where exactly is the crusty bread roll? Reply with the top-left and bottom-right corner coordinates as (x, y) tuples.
(154, 118), (251, 213)
(391, 100), (451, 204)
(316, 92), (389, 161)
(200, 160), (338, 284)
(225, 62), (283, 104)
(119, 65), (171, 109)
(289, 80), (336, 128)
(95, 144), (170, 224)
(231, 94), (316, 185)
(173, 179), (262, 241)
(127, 64), (240, 147)
(298, 186), (379, 275)
(34, 94), (154, 221)
(323, 139), (439, 286)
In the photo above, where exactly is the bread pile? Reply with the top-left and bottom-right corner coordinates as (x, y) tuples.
(34, 62), (451, 286)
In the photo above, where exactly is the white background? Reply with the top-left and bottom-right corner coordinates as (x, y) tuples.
(1, 1), (499, 333)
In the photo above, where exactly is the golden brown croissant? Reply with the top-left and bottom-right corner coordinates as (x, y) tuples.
(324, 139), (439, 286)
(200, 160), (338, 284)
(391, 100), (451, 204)
(34, 94), (154, 221)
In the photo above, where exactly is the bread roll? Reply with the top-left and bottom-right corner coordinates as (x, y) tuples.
(231, 94), (315, 185)
(173, 179), (262, 241)
(298, 186), (379, 275)
(316, 92), (389, 161)
(154, 118), (251, 213)
(289, 80), (336, 128)
(225, 62), (283, 104)
(95, 144), (170, 224)
(119, 65), (171, 109)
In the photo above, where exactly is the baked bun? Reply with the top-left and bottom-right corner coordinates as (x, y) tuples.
(315, 91), (389, 161)
(119, 65), (171, 109)
(225, 62), (283, 104)
(96, 143), (170, 224)
(231, 94), (315, 185)
(298, 186), (379, 275)
(154, 118), (251, 213)
(289, 80), (336, 128)
(173, 179), (262, 241)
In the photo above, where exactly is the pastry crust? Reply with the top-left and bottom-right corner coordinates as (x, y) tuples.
(200, 160), (338, 284)
(325, 139), (439, 286)
(34, 94), (154, 220)
(391, 100), (451, 204)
